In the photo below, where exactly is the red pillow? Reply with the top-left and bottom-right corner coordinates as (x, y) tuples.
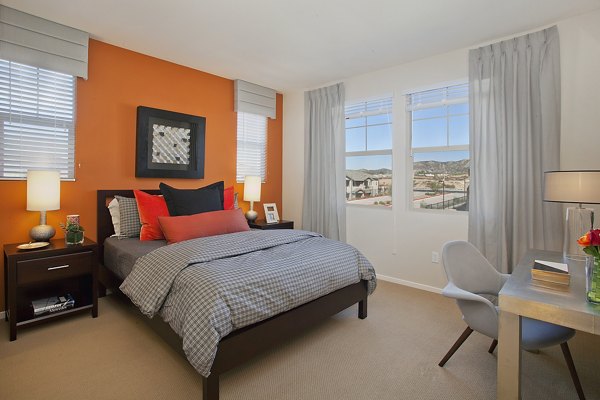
(224, 186), (235, 210)
(134, 190), (170, 240)
(158, 209), (249, 244)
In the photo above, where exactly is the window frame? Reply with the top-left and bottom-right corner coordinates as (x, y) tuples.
(407, 82), (470, 213)
(344, 96), (393, 208)
(0, 59), (77, 181)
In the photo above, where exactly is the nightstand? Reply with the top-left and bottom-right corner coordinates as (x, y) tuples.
(3, 237), (98, 341)
(248, 219), (294, 230)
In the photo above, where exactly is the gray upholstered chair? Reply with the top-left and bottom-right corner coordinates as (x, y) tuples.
(439, 240), (585, 400)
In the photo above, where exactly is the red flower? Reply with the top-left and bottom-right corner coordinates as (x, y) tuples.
(578, 232), (591, 247)
(590, 229), (600, 246)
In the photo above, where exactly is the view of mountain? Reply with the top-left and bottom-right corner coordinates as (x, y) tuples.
(413, 159), (469, 175)
(352, 168), (392, 176)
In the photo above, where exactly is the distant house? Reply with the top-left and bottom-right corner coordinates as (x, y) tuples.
(346, 170), (379, 200)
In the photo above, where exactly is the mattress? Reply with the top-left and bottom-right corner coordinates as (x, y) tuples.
(103, 236), (166, 280)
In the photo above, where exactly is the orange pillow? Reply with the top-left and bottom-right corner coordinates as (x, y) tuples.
(158, 209), (249, 244)
(224, 186), (235, 210)
(134, 190), (170, 240)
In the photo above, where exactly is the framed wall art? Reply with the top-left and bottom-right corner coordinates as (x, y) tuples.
(263, 203), (280, 224)
(135, 106), (206, 178)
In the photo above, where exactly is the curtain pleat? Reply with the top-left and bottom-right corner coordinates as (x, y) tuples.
(468, 26), (563, 273)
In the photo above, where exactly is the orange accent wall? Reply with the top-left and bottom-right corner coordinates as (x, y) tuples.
(0, 39), (283, 310)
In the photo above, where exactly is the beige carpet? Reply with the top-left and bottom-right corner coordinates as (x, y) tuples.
(1, 281), (599, 400)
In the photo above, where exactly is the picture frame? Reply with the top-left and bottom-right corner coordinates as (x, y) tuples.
(263, 203), (280, 224)
(135, 106), (206, 178)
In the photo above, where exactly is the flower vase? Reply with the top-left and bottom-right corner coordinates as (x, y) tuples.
(65, 230), (84, 245)
(586, 256), (600, 304)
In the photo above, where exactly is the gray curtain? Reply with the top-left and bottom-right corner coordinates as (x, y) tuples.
(303, 83), (346, 241)
(468, 26), (563, 273)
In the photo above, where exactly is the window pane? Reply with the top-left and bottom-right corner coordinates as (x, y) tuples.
(412, 106), (445, 119)
(346, 127), (366, 152)
(412, 151), (469, 211)
(366, 113), (391, 125)
(345, 116), (365, 129)
(346, 155), (392, 207)
(449, 115), (469, 146)
(448, 103), (468, 115)
(412, 118), (446, 148)
(366, 124), (392, 151)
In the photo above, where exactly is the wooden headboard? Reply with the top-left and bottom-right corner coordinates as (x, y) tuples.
(96, 189), (161, 263)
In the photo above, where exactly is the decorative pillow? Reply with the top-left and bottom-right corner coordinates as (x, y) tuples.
(158, 209), (250, 244)
(133, 190), (170, 241)
(224, 186), (235, 210)
(159, 181), (224, 216)
(107, 198), (121, 237)
(115, 196), (141, 238)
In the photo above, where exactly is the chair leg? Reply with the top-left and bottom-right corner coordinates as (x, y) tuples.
(560, 342), (586, 400)
(439, 326), (473, 367)
(488, 339), (498, 354)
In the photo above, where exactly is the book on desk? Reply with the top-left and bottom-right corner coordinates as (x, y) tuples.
(530, 260), (570, 287)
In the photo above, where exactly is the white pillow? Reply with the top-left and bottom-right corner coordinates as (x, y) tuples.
(107, 197), (121, 237)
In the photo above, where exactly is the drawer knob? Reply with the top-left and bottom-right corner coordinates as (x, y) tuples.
(47, 264), (70, 271)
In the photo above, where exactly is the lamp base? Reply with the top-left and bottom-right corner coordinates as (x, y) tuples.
(245, 209), (258, 222)
(30, 224), (56, 242)
(564, 206), (594, 260)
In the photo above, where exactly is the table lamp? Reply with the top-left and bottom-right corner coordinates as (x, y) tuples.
(27, 170), (60, 241)
(544, 170), (600, 260)
(243, 175), (262, 222)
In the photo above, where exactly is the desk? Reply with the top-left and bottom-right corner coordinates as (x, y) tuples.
(498, 250), (600, 399)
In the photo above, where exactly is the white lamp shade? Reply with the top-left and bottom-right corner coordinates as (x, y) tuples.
(544, 171), (600, 204)
(27, 170), (60, 211)
(243, 175), (262, 202)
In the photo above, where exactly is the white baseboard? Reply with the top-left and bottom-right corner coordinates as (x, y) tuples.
(377, 274), (443, 294)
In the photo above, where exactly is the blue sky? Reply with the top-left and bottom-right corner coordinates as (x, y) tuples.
(346, 155), (391, 170)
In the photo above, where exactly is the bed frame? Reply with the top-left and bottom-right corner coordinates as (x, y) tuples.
(96, 189), (369, 400)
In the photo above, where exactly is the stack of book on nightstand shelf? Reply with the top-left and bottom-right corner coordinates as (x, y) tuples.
(530, 260), (570, 290)
(32, 294), (75, 316)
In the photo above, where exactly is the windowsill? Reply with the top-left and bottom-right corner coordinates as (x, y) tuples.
(409, 207), (468, 216)
(346, 203), (393, 210)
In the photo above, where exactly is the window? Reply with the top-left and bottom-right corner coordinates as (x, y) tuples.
(345, 97), (392, 207)
(408, 83), (469, 211)
(236, 112), (267, 182)
(0, 59), (76, 180)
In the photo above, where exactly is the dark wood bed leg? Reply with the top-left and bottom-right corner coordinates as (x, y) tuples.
(358, 297), (367, 319)
(202, 374), (219, 400)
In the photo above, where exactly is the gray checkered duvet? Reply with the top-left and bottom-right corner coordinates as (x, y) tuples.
(120, 229), (376, 377)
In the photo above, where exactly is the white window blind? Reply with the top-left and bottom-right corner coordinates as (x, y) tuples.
(406, 83), (469, 111)
(236, 112), (267, 182)
(0, 59), (76, 180)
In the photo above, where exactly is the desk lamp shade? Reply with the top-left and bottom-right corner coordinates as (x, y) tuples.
(27, 170), (60, 241)
(243, 175), (261, 221)
(544, 171), (600, 260)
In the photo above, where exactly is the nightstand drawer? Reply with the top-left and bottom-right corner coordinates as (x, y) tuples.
(17, 251), (93, 285)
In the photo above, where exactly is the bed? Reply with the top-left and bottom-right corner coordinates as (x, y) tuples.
(96, 189), (375, 400)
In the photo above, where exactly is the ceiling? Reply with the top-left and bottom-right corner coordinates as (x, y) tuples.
(4, 0), (600, 91)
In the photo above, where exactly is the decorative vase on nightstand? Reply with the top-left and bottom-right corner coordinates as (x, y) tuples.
(61, 214), (85, 245)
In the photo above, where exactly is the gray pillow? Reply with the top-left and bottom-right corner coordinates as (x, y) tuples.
(115, 196), (141, 238)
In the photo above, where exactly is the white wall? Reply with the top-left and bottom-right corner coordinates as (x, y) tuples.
(282, 9), (600, 292)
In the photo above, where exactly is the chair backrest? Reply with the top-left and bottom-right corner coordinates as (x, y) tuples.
(442, 241), (504, 296)
(442, 241), (505, 338)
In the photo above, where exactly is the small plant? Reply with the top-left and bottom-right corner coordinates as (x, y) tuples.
(60, 219), (84, 245)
